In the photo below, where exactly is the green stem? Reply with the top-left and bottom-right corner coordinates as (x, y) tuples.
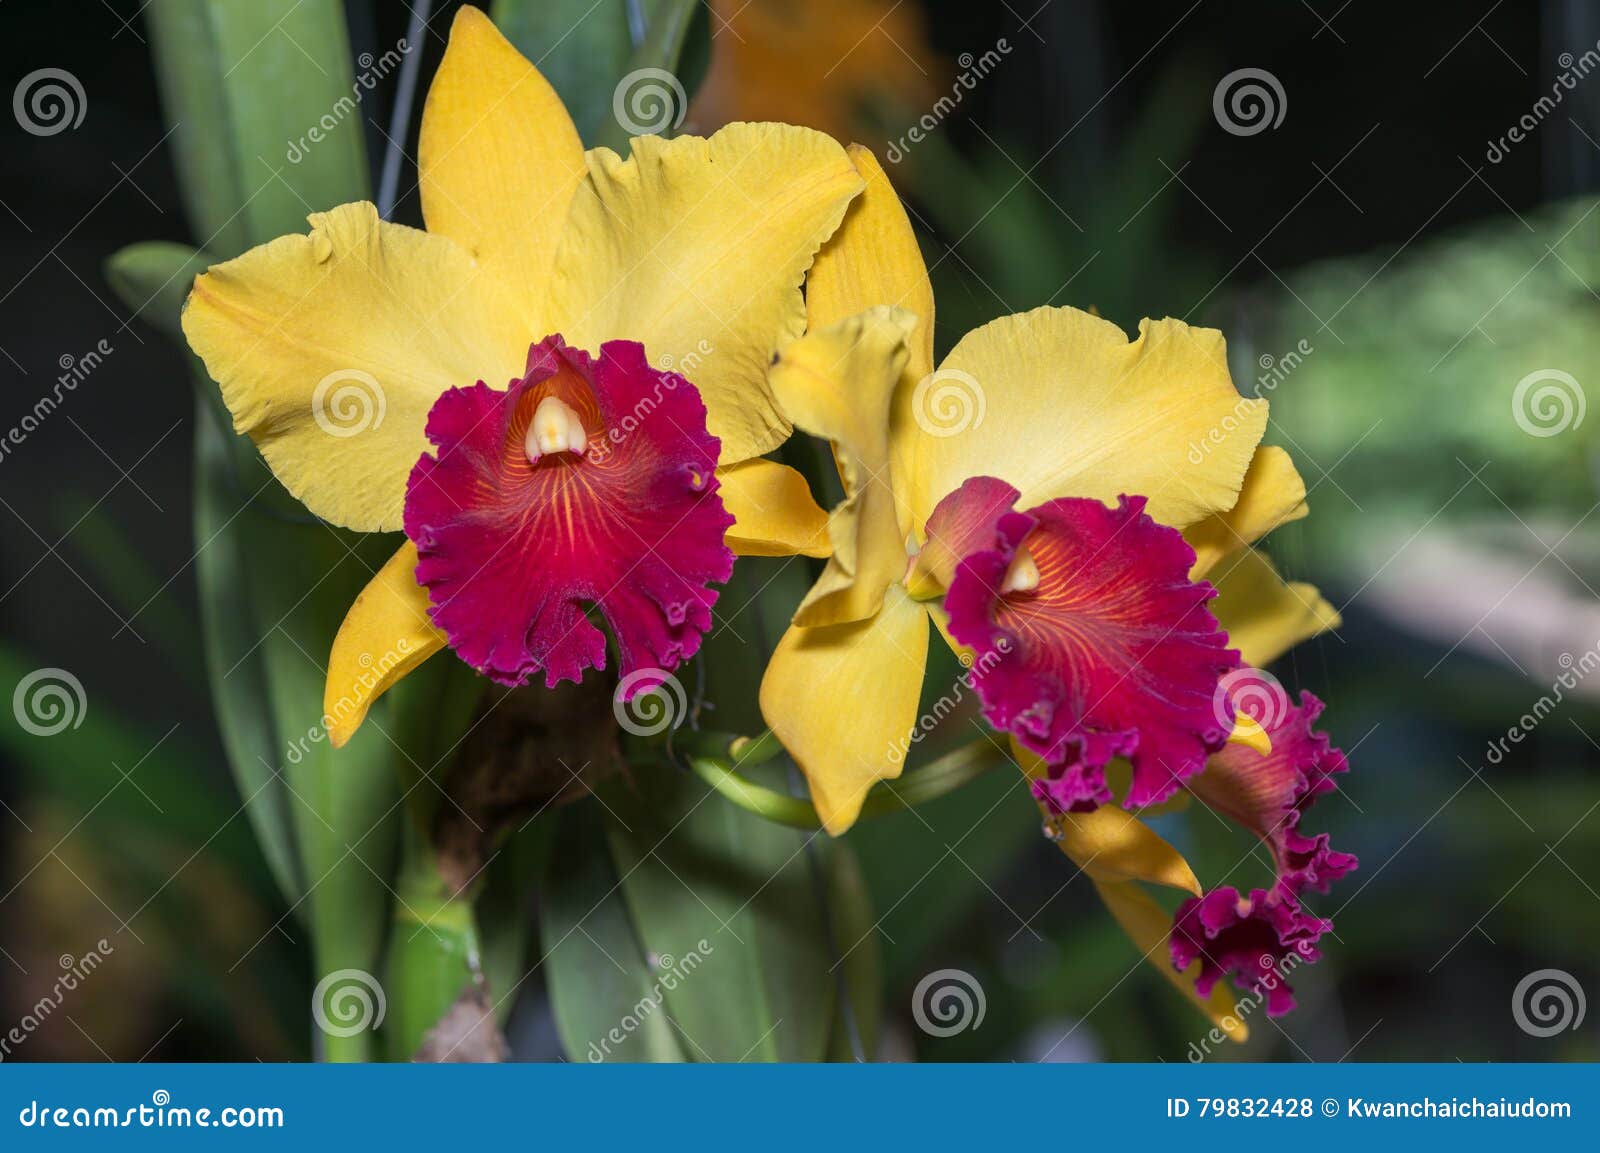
(382, 824), (483, 1060)
(691, 738), (1009, 829)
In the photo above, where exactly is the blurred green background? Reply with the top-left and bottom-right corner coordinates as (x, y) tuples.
(1, 0), (1597, 1061)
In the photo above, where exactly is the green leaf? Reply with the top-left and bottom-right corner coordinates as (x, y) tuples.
(191, 402), (302, 910)
(543, 802), (686, 1062)
(494, 0), (710, 150)
(146, 0), (371, 257)
(600, 763), (833, 1062)
(491, 0), (635, 144)
(825, 841), (882, 1060)
(104, 242), (212, 343)
(147, 0), (394, 1060)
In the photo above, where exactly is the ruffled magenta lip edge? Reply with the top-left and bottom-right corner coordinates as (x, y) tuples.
(402, 333), (735, 693)
(943, 488), (1239, 814)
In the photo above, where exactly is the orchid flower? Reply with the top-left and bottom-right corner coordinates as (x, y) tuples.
(182, 7), (861, 744)
(757, 145), (1353, 1031)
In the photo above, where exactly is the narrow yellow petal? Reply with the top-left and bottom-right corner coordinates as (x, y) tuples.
(718, 458), (831, 558)
(324, 541), (447, 748)
(804, 144), (934, 538)
(1211, 547), (1341, 667)
(181, 201), (528, 532)
(906, 308), (1266, 535)
(547, 123), (864, 464)
(1188, 445), (1308, 579)
(1093, 878), (1247, 1042)
(759, 584), (930, 835)
(1049, 804), (1204, 896)
(768, 308), (915, 625)
(417, 5), (584, 324)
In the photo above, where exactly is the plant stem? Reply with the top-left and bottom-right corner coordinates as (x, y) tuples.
(690, 738), (1009, 829)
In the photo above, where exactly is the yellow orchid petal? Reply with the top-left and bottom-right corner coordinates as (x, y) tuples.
(1048, 804), (1204, 896)
(904, 309), (1266, 535)
(1188, 445), (1308, 579)
(1211, 547), (1341, 667)
(547, 123), (864, 465)
(719, 458), (831, 558)
(1011, 738), (1201, 894)
(759, 583), (930, 835)
(804, 144), (934, 539)
(417, 5), (584, 324)
(324, 541), (447, 748)
(1093, 878), (1247, 1042)
(769, 308), (915, 626)
(182, 201), (528, 532)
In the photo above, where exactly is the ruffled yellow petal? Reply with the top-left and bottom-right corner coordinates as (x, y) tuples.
(719, 458), (831, 558)
(903, 308), (1266, 535)
(417, 5), (584, 325)
(324, 542), (447, 748)
(769, 308), (915, 626)
(1188, 445), (1308, 579)
(546, 123), (864, 465)
(804, 145), (934, 539)
(759, 583), (930, 835)
(1093, 879), (1247, 1042)
(182, 201), (528, 532)
(1211, 547), (1341, 667)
